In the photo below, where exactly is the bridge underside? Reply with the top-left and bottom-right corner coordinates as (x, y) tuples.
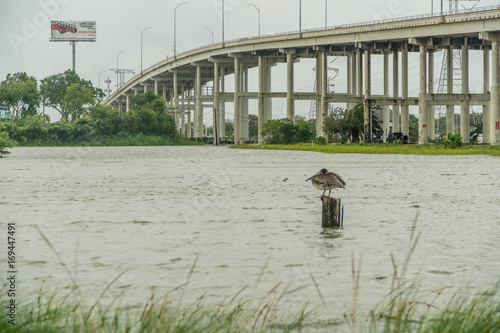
(105, 8), (500, 145)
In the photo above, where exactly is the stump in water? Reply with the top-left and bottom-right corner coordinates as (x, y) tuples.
(321, 196), (342, 228)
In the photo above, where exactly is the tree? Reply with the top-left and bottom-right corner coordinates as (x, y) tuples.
(262, 118), (316, 144)
(0, 72), (40, 117)
(249, 114), (258, 137)
(40, 70), (104, 121)
(322, 104), (381, 143)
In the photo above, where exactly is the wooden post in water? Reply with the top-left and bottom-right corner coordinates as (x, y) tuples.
(321, 196), (342, 228)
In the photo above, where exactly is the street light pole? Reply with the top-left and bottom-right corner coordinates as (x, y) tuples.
(249, 3), (261, 37)
(98, 70), (105, 89)
(174, 2), (186, 57)
(116, 50), (125, 89)
(299, 0), (302, 33)
(204, 27), (214, 44)
(325, 0), (328, 28)
(141, 27), (151, 73)
(222, 0), (225, 43)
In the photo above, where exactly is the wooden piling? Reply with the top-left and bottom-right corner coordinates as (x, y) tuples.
(321, 196), (342, 228)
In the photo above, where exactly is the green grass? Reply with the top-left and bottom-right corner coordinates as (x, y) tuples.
(233, 143), (500, 157)
(10, 133), (202, 148)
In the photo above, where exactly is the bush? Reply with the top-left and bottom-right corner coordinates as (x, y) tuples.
(0, 131), (12, 157)
(262, 119), (316, 145)
(442, 133), (464, 149)
(316, 136), (327, 145)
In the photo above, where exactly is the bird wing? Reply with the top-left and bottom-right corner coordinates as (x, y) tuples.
(329, 172), (346, 187)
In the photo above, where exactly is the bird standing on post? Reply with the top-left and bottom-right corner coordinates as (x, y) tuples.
(306, 168), (346, 197)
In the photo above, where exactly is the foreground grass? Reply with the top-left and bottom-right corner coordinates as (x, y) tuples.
(233, 143), (500, 157)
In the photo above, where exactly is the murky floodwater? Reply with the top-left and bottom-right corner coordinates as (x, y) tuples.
(1, 146), (499, 328)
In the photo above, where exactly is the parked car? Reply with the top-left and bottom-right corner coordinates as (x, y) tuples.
(387, 132), (409, 144)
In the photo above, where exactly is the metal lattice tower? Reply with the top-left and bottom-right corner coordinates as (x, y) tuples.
(436, 0), (480, 134)
(309, 57), (339, 120)
(110, 69), (135, 89)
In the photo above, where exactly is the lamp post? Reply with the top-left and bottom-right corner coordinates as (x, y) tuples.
(141, 27), (151, 73)
(222, 0), (225, 43)
(174, 2), (186, 57)
(98, 70), (105, 89)
(325, 0), (328, 28)
(299, 0), (302, 33)
(116, 50), (125, 89)
(248, 3), (261, 37)
(204, 27), (214, 44)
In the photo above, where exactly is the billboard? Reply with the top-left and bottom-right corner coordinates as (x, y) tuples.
(50, 21), (96, 42)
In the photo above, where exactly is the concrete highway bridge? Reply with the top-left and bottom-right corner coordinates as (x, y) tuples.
(104, 6), (500, 145)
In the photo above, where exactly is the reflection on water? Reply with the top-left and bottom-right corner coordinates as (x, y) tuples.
(1, 146), (499, 324)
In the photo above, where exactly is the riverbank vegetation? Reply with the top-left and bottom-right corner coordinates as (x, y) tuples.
(0, 71), (195, 147)
(235, 143), (500, 157)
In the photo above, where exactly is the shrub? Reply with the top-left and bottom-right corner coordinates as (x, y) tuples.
(442, 133), (464, 149)
(0, 131), (12, 157)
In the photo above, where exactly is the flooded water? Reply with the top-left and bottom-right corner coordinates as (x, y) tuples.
(1, 146), (499, 328)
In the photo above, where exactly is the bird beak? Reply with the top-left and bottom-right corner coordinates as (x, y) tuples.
(305, 177), (312, 181)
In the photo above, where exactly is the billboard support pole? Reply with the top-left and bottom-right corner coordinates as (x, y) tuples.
(72, 42), (76, 71)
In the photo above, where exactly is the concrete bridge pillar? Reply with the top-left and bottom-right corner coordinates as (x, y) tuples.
(195, 65), (202, 137)
(357, 49), (363, 102)
(162, 85), (167, 100)
(264, 59), (273, 123)
(347, 54), (353, 111)
(258, 55), (265, 144)
(418, 45), (428, 144)
(286, 50), (296, 123)
(126, 94), (130, 112)
(350, 52), (357, 111)
(173, 70), (180, 134)
(234, 56), (242, 143)
(383, 51), (390, 143)
(461, 39), (470, 143)
(220, 66), (226, 137)
(483, 48), (491, 144)
(393, 49), (400, 132)
(364, 49), (372, 143)
(492, 41), (500, 145)
(428, 49), (435, 141)
(213, 62), (220, 143)
(242, 66), (249, 139)
(187, 110), (192, 138)
(315, 54), (323, 136)
(154, 80), (159, 96)
(401, 42), (409, 138)
(446, 46), (455, 136)
(320, 51), (328, 138)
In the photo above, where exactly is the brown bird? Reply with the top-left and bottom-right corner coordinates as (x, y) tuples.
(305, 168), (346, 197)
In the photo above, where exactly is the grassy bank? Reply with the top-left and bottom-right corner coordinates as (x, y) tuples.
(233, 143), (500, 157)
(9, 133), (202, 148)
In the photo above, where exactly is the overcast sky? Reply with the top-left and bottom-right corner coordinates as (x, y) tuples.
(1, 0), (497, 121)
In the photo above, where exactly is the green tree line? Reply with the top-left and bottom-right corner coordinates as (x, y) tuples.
(0, 71), (185, 147)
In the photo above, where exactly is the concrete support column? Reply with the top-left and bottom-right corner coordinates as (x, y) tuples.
(461, 40), (470, 143)
(320, 51), (328, 138)
(418, 45), (428, 144)
(401, 42), (409, 137)
(491, 41), (500, 145)
(126, 95), (130, 112)
(187, 111), (192, 138)
(195, 66), (202, 137)
(173, 70), (180, 134)
(287, 51), (295, 123)
(263, 59), (273, 123)
(364, 49), (372, 143)
(428, 50), (435, 141)
(234, 57), (241, 143)
(446, 46), (455, 135)
(162, 85), (167, 100)
(383, 51), (390, 143)
(154, 80), (159, 95)
(213, 62), (220, 144)
(351, 52), (357, 110)
(357, 49), (363, 99)
(258, 55), (265, 144)
(220, 66), (226, 137)
(483, 48), (491, 144)
(315, 54), (323, 135)
(393, 49), (400, 132)
(181, 111), (186, 137)
(243, 66), (249, 139)
(143, 85), (147, 93)
(347, 54), (353, 110)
